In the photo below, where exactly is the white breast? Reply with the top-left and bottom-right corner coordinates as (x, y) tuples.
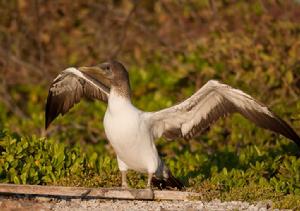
(103, 91), (159, 173)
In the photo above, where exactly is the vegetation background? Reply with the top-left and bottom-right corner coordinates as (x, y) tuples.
(0, 0), (300, 209)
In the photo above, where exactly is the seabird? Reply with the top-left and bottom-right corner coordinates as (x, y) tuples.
(45, 60), (300, 193)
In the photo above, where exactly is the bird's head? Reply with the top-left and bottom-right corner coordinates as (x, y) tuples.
(78, 60), (129, 88)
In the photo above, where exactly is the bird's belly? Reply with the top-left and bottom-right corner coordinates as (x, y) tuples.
(104, 110), (159, 173)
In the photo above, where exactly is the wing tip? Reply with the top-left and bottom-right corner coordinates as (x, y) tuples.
(45, 117), (51, 130)
(45, 91), (55, 130)
(277, 117), (300, 149)
(291, 133), (300, 149)
(152, 175), (184, 190)
(45, 109), (51, 130)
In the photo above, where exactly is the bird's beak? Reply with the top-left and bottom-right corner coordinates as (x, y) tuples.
(78, 65), (111, 87)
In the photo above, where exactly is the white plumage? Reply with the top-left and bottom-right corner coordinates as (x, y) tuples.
(104, 88), (160, 174)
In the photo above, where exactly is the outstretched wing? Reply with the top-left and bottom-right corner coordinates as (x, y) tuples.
(45, 67), (109, 129)
(149, 80), (300, 147)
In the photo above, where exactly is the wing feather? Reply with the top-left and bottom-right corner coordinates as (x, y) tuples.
(45, 68), (109, 129)
(149, 80), (300, 147)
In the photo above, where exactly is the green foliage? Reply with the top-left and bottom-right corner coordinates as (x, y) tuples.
(0, 131), (82, 184)
(0, 130), (122, 186)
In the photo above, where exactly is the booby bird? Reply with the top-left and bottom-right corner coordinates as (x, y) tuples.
(46, 60), (300, 192)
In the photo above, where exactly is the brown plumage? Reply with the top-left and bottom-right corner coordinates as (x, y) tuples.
(149, 80), (300, 147)
(45, 67), (109, 129)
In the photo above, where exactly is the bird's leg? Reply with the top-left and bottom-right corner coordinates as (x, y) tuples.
(147, 173), (153, 189)
(143, 172), (154, 199)
(121, 171), (129, 188)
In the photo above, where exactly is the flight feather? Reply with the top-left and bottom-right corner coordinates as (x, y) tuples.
(149, 80), (300, 147)
(45, 68), (109, 128)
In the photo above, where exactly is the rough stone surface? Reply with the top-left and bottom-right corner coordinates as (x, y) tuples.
(0, 196), (290, 211)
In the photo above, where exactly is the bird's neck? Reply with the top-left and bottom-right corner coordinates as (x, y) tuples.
(110, 79), (131, 99)
(108, 86), (133, 112)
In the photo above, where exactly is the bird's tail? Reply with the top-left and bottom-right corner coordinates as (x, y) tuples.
(152, 169), (184, 190)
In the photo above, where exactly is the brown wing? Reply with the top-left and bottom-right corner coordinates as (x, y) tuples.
(149, 80), (300, 147)
(45, 68), (109, 129)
